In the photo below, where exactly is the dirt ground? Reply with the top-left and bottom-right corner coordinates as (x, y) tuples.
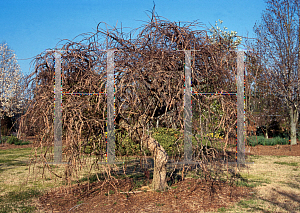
(36, 177), (253, 213)
(2, 137), (300, 212)
(246, 143), (300, 156)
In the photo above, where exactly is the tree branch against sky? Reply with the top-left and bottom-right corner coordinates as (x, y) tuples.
(254, 0), (300, 145)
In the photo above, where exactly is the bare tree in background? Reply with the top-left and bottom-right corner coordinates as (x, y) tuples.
(0, 43), (25, 142)
(254, 0), (300, 146)
(244, 50), (289, 138)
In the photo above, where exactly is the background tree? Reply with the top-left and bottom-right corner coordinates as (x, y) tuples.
(253, 0), (300, 145)
(244, 48), (289, 139)
(0, 43), (25, 142)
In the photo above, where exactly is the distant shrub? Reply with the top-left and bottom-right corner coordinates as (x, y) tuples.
(7, 135), (20, 145)
(115, 131), (143, 156)
(272, 137), (289, 145)
(6, 135), (30, 145)
(246, 136), (289, 147)
(0, 136), (9, 143)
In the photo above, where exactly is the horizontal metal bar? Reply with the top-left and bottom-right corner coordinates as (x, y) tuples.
(61, 92), (106, 95)
(45, 162), (70, 165)
(193, 92), (237, 95)
(98, 161), (124, 165)
(253, 115), (283, 116)
(168, 160), (254, 165)
(47, 49), (247, 53)
(46, 49), (110, 52)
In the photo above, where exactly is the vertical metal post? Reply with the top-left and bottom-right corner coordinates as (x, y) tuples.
(237, 51), (245, 166)
(106, 50), (115, 163)
(54, 50), (62, 163)
(184, 50), (192, 162)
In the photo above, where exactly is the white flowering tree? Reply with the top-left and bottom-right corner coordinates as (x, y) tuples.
(0, 43), (25, 142)
(208, 19), (242, 49)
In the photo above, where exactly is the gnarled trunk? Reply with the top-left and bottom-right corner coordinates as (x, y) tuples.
(118, 115), (168, 190)
(141, 133), (168, 190)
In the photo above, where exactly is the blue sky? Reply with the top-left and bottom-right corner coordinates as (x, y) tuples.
(0, 0), (267, 77)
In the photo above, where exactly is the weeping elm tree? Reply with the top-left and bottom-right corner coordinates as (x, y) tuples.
(18, 14), (239, 190)
(0, 43), (25, 142)
(254, 0), (300, 146)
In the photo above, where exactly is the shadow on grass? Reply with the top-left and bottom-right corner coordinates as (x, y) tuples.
(0, 189), (42, 213)
(257, 188), (300, 213)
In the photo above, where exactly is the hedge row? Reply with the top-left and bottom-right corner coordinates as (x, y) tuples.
(0, 135), (30, 145)
(246, 136), (289, 147)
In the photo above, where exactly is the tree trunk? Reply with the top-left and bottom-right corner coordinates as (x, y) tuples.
(170, 117), (176, 129)
(265, 125), (268, 139)
(290, 107), (299, 145)
(118, 115), (168, 190)
(141, 134), (168, 190)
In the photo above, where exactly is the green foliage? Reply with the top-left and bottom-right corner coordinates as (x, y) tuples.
(0, 136), (9, 143)
(151, 128), (184, 156)
(115, 130), (143, 156)
(5, 135), (30, 145)
(246, 136), (289, 147)
(83, 127), (219, 158)
(82, 134), (105, 155)
(151, 128), (216, 157)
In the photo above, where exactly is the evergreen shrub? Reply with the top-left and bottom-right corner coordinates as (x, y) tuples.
(246, 136), (289, 146)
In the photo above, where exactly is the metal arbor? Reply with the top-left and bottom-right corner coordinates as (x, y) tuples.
(53, 49), (246, 166)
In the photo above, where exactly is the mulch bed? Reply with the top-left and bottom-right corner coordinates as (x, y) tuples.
(246, 142), (300, 156)
(37, 177), (253, 213)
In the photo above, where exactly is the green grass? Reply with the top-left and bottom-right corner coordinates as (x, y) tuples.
(0, 147), (32, 171)
(273, 155), (289, 158)
(234, 173), (271, 188)
(237, 198), (261, 210)
(217, 206), (227, 212)
(0, 189), (41, 213)
(0, 146), (67, 212)
(274, 161), (298, 166)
